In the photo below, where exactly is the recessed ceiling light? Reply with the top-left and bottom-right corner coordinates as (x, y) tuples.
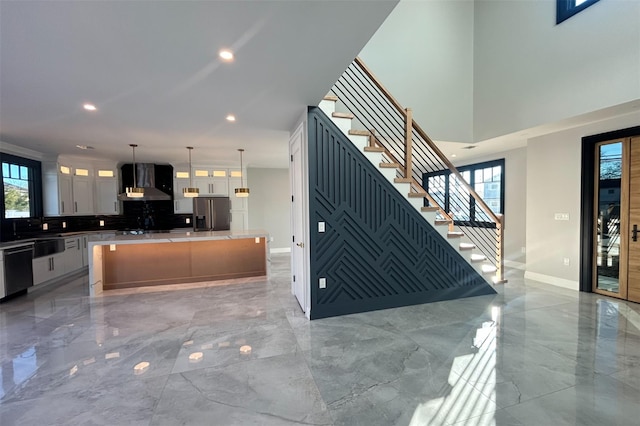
(451, 154), (457, 158)
(76, 145), (95, 150)
(83, 103), (97, 111)
(226, 114), (236, 122)
(219, 49), (234, 61)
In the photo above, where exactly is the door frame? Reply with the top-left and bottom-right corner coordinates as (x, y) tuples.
(580, 125), (640, 293)
(289, 119), (310, 318)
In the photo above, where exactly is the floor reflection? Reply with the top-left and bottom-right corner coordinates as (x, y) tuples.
(0, 259), (639, 425)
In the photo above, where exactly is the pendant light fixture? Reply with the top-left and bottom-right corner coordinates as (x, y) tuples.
(234, 148), (249, 198)
(126, 144), (144, 198)
(182, 146), (199, 198)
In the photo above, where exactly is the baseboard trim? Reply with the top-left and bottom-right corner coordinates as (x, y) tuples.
(504, 260), (525, 270)
(524, 271), (579, 291)
(270, 247), (291, 254)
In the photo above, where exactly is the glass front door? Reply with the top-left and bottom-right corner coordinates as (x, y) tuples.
(593, 136), (640, 303)
(594, 141), (624, 295)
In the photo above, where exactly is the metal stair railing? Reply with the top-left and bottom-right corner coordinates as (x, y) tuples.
(331, 57), (505, 283)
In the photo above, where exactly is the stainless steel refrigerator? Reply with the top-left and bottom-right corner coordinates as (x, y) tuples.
(193, 197), (231, 231)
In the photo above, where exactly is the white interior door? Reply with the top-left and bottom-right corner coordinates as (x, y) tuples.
(290, 122), (308, 315)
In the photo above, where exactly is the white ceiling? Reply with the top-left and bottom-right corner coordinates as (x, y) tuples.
(0, 1), (398, 168)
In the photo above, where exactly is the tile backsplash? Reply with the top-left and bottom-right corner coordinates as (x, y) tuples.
(1, 201), (192, 242)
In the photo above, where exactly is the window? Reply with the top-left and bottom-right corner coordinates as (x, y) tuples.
(423, 159), (504, 227)
(557, 0), (601, 24)
(1, 153), (42, 219)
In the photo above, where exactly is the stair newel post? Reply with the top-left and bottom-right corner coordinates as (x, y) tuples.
(496, 214), (505, 283)
(404, 108), (413, 179)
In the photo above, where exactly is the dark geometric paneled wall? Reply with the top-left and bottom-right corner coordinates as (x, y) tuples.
(307, 107), (496, 319)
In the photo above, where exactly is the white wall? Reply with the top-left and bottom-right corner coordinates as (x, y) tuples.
(525, 111), (640, 289)
(454, 146), (528, 267)
(474, 0), (640, 141)
(247, 168), (291, 251)
(359, 0), (475, 143)
(358, 1), (640, 144)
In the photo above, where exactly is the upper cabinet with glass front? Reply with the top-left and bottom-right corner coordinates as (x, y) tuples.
(42, 158), (119, 216)
(193, 168), (229, 196)
(95, 168), (119, 215)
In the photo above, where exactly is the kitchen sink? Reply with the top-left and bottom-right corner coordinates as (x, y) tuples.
(33, 238), (65, 258)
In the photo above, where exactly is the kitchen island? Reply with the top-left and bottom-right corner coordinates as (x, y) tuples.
(88, 229), (269, 295)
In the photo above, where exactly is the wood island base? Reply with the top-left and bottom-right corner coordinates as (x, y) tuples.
(88, 230), (269, 295)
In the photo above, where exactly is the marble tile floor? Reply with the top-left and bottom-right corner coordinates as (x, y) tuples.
(1, 254), (639, 425)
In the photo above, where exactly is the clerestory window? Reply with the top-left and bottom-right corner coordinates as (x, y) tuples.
(557, 0), (601, 24)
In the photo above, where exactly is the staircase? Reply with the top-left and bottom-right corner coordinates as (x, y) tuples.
(319, 58), (505, 284)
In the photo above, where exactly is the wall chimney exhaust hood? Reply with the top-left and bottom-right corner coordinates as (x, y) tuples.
(118, 164), (172, 201)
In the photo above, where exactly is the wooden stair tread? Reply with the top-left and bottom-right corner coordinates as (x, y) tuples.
(421, 206), (439, 212)
(482, 264), (498, 274)
(323, 95), (338, 102)
(379, 162), (400, 169)
(349, 130), (370, 136)
(447, 231), (464, 239)
(408, 192), (427, 198)
(364, 146), (385, 153)
(394, 178), (412, 183)
(470, 254), (486, 263)
(459, 242), (476, 250)
(332, 112), (354, 119)
(434, 219), (451, 226)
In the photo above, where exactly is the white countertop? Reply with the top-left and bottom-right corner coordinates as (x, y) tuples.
(87, 229), (270, 245)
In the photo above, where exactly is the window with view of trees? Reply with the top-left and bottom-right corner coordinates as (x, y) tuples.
(1, 153), (42, 219)
(423, 159), (504, 227)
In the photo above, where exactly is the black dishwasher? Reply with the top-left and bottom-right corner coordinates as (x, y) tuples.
(3, 243), (34, 297)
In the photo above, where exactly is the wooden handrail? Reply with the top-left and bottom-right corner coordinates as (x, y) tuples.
(411, 120), (502, 225)
(355, 57), (407, 117)
(354, 56), (502, 226)
(347, 56), (506, 282)
(373, 138), (453, 223)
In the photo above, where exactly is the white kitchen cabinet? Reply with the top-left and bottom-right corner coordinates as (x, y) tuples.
(72, 175), (94, 215)
(43, 161), (97, 216)
(228, 175), (248, 231)
(43, 162), (74, 216)
(33, 255), (63, 285)
(230, 209), (248, 231)
(173, 179), (194, 213)
(81, 235), (89, 267)
(194, 177), (228, 196)
(95, 176), (119, 214)
(58, 174), (73, 215)
(63, 238), (84, 273)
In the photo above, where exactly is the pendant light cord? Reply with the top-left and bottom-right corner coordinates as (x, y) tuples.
(239, 149), (244, 187)
(130, 144), (138, 188)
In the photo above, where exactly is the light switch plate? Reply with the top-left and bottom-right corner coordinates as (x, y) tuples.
(318, 221), (325, 232)
(319, 277), (326, 289)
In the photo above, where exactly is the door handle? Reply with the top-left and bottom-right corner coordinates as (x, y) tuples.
(296, 242), (304, 248)
(633, 224), (638, 242)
